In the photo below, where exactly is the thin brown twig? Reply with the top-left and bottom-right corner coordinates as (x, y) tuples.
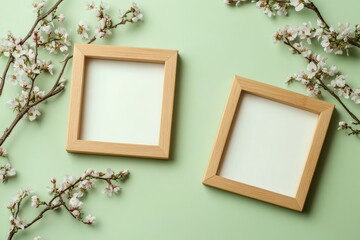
(304, 2), (330, 29)
(0, 57), (14, 96)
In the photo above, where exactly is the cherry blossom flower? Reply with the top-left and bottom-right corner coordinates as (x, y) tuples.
(100, 0), (110, 10)
(86, 2), (96, 11)
(7, 74), (20, 85)
(0, 163), (16, 182)
(307, 61), (318, 78)
(0, 146), (8, 157)
(57, 13), (65, 23)
(77, 21), (90, 40)
(338, 121), (348, 130)
(290, 0), (309, 12)
(102, 184), (121, 197)
(32, 0), (47, 13)
(337, 23), (355, 42)
(338, 86), (352, 99)
(31, 195), (41, 208)
(9, 216), (26, 230)
(27, 106), (41, 121)
(330, 75), (346, 88)
(84, 214), (96, 224)
(69, 196), (83, 209)
(72, 209), (81, 219)
(351, 89), (360, 104)
(307, 84), (321, 97)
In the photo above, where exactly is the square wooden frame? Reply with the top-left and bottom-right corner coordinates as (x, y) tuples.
(203, 76), (334, 211)
(66, 44), (178, 159)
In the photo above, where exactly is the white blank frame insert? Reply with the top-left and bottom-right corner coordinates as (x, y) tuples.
(67, 44), (178, 159)
(203, 76), (334, 211)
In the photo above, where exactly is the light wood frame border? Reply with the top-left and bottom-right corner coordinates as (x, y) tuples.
(66, 44), (178, 159)
(203, 76), (334, 211)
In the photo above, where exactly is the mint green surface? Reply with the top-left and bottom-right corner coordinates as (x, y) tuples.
(1, 1), (360, 239)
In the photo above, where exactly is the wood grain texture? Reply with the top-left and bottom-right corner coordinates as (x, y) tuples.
(66, 44), (178, 159)
(203, 75), (334, 212)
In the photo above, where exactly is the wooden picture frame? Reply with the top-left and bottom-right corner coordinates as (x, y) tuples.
(203, 76), (334, 211)
(67, 44), (178, 159)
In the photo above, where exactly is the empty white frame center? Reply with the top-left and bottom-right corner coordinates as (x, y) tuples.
(81, 59), (164, 146)
(219, 93), (318, 197)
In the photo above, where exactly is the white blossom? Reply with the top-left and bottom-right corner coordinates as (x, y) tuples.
(330, 75), (346, 88)
(307, 84), (321, 97)
(85, 169), (100, 177)
(295, 71), (310, 85)
(77, 21), (90, 40)
(84, 214), (96, 224)
(12, 45), (27, 59)
(307, 61), (318, 78)
(95, 18), (106, 38)
(69, 196), (83, 209)
(102, 184), (120, 197)
(27, 106), (41, 121)
(131, 2), (144, 21)
(72, 209), (81, 218)
(106, 168), (114, 177)
(119, 169), (130, 178)
(337, 23), (355, 42)
(0, 146), (8, 157)
(57, 13), (65, 23)
(100, 0), (110, 10)
(351, 89), (360, 104)
(0, 163), (16, 182)
(31, 195), (41, 208)
(327, 65), (338, 77)
(337, 86), (352, 99)
(32, 0), (47, 12)
(13, 58), (26, 75)
(86, 1), (96, 11)
(10, 215), (26, 230)
(338, 121), (348, 130)
(18, 77), (31, 89)
(119, 9), (127, 19)
(290, 0), (309, 12)
(297, 22), (312, 44)
(40, 24), (52, 34)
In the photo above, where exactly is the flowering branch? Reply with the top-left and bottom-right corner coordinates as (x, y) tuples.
(6, 168), (130, 240)
(0, 0), (65, 96)
(224, 0), (360, 136)
(282, 38), (360, 124)
(0, 0), (144, 180)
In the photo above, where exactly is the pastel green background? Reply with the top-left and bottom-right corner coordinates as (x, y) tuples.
(1, 0), (360, 239)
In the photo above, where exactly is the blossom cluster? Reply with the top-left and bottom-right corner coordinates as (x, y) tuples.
(7, 169), (129, 239)
(224, 0), (309, 17)
(0, 147), (16, 182)
(225, 0), (360, 55)
(274, 23), (360, 104)
(77, 2), (143, 40)
(0, 162), (16, 182)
